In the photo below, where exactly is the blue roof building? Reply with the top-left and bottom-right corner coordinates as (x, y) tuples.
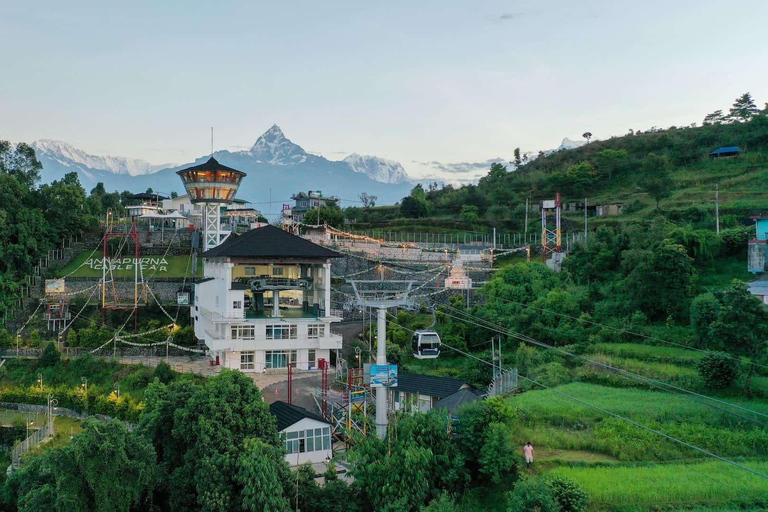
(710, 146), (741, 158)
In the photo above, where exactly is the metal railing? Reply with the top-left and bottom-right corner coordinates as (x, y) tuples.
(11, 419), (54, 470)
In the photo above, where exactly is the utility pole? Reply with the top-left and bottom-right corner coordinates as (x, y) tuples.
(524, 197), (529, 236)
(715, 183), (720, 234)
(376, 306), (387, 439)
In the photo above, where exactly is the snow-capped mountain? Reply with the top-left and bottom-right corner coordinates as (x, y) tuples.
(343, 153), (409, 184)
(31, 139), (173, 177)
(556, 137), (587, 151)
(246, 124), (312, 165)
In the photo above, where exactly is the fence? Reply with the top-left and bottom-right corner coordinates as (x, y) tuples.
(487, 368), (518, 397)
(11, 419), (53, 470)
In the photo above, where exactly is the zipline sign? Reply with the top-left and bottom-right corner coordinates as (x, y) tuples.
(365, 364), (398, 387)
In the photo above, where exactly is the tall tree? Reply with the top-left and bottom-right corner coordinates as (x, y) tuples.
(582, 132), (593, 143)
(728, 92), (759, 122)
(359, 192), (377, 208)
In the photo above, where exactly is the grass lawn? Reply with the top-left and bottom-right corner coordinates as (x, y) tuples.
(547, 460), (768, 510)
(56, 250), (200, 278)
(697, 252), (752, 290)
(587, 343), (705, 366)
(510, 382), (768, 425)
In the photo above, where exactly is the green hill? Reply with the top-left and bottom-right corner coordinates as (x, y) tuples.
(351, 113), (768, 233)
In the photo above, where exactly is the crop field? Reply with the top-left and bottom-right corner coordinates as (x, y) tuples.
(548, 461), (768, 510)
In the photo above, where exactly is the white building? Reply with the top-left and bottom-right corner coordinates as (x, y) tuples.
(270, 401), (333, 465)
(444, 261), (473, 290)
(193, 225), (343, 372)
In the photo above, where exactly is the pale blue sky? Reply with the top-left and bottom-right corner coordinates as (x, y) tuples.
(1, 0), (767, 180)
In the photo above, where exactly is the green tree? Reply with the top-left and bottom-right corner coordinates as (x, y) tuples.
(236, 439), (290, 512)
(460, 205), (480, 223)
(400, 196), (429, 218)
(479, 422), (518, 484)
(303, 205), (343, 228)
(728, 92), (759, 122)
(507, 478), (559, 512)
(697, 351), (740, 390)
(690, 293), (721, 347)
(641, 154), (674, 209)
(39, 342), (61, 368)
(547, 476), (589, 512)
(594, 149), (629, 180)
(513, 148), (522, 167)
(703, 109), (726, 125)
(627, 241), (695, 321)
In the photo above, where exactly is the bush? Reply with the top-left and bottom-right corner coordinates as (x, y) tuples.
(152, 361), (175, 384)
(697, 351), (740, 390)
(39, 342), (61, 368)
(548, 476), (588, 512)
(507, 479), (559, 512)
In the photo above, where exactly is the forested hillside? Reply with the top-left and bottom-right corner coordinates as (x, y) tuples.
(344, 93), (768, 233)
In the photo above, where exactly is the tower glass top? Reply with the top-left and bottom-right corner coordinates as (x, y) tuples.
(176, 157), (247, 204)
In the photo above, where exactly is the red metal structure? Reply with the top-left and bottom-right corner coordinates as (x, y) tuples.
(319, 358), (329, 418)
(101, 224), (143, 332)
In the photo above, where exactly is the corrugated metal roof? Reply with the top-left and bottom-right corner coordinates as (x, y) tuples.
(710, 146), (741, 155)
(269, 401), (329, 431)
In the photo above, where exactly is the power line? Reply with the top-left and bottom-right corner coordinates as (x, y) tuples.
(434, 305), (768, 426)
(384, 314), (768, 482)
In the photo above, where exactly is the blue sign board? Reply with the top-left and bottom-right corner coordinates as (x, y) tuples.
(369, 364), (398, 388)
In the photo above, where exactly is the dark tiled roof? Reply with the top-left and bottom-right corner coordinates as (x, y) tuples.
(433, 388), (484, 414)
(230, 282), (248, 290)
(176, 157), (246, 175)
(130, 192), (169, 200)
(396, 373), (473, 399)
(270, 401), (329, 431)
(201, 225), (341, 259)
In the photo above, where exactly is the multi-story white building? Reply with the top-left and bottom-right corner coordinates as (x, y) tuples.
(193, 225), (343, 372)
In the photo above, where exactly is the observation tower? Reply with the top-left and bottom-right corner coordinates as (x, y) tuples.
(176, 157), (247, 250)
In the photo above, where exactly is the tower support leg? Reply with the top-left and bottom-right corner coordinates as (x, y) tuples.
(375, 307), (388, 439)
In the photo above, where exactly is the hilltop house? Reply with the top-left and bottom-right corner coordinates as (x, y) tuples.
(270, 401), (333, 465)
(126, 192), (169, 219)
(710, 146), (741, 159)
(749, 216), (768, 274)
(192, 225), (343, 371)
(290, 191), (340, 223)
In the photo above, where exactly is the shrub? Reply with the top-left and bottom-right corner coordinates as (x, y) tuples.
(697, 351), (740, 390)
(152, 361), (175, 384)
(548, 476), (588, 512)
(39, 342), (61, 368)
(479, 422), (518, 485)
(507, 479), (559, 512)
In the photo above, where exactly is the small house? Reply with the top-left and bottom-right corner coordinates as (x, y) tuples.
(270, 401), (333, 465)
(126, 192), (169, 219)
(389, 373), (476, 413)
(433, 388), (484, 416)
(709, 146), (741, 159)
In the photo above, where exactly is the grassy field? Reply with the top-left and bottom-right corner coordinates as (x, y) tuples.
(57, 250), (200, 278)
(548, 460), (768, 510)
(587, 343), (706, 366)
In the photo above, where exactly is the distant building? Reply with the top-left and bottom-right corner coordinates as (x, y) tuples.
(749, 216), (768, 274)
(126, 192), (169, 219)
(291, 191), (340, 223)
(596, 203), (624, 217)
(389, 373), (477, 414)
(270, 401), (333, 465)
(193, 225), (343, 372)
(444, 261), (473, 289)
(710, 146), (741, 159)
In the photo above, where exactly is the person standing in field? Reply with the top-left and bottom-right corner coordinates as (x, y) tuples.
(524, 442), (534, 468)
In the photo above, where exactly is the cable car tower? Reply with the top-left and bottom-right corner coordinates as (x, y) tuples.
(350, 280), (414, 439)
(541, 192), (564, 266)
(177, 157), (247, 251)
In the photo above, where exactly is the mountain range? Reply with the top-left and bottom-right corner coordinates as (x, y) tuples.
(32, 125), (414, 206)
(31, 126), (588, 207)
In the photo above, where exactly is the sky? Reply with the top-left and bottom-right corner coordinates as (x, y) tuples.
(1, 0), (767, 182)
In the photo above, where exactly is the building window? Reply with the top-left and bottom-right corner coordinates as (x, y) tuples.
(231, 325), (255, 340)
(240, 351), (255, 370)
(266, 350), (297, 369)
(272, 266), (284, 276)
(244, 267), (256, 276)
(266, 324), (297, 340)
(284, 426), (331, 454)
(308, 349), (316, 366)
(308, 324), (325, 339)
(233, 301), (242, 309)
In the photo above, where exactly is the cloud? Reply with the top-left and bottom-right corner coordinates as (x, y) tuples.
(417, 158), (509, 174)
